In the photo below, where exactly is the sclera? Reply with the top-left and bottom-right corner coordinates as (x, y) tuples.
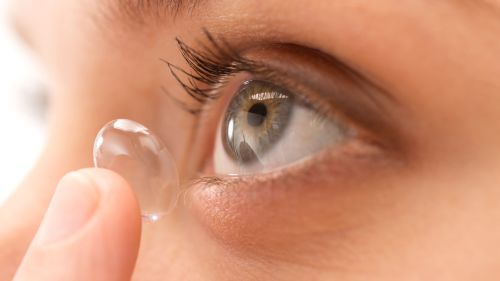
(93, 119), (179, 223)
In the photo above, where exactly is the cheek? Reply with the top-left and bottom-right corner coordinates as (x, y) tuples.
(186, 161), (394, 268)
(186, 155), (500, 277)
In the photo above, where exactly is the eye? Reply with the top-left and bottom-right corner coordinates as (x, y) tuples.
(213, 80), (354, 175)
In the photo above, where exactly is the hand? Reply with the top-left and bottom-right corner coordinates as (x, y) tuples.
(12, 168), (141, 281)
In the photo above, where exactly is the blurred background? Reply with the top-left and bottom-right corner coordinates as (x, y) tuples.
(0, 0), (46, 204)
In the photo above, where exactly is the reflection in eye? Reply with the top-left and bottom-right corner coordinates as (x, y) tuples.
(214, 80), (354, 175)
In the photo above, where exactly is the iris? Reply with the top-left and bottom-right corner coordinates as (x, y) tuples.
(223, 81), (293, 168)
(217, 80), (352, 175)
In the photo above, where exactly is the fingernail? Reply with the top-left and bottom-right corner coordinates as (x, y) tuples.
(37, 171), (99, 243)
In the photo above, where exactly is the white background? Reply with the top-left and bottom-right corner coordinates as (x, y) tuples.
(0, 0), (45, 204)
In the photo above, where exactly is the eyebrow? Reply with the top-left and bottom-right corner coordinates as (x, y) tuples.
(105, 0), (206, 25)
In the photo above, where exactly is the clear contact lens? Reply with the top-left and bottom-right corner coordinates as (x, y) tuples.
(93, 119), (179, 223)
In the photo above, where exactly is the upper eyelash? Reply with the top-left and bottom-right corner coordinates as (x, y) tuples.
(160, 28), (262, 114)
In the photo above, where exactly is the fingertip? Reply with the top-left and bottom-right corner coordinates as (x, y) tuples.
(14, 168), (142, 281)
(77, 168), (133, 198)
(76, 167), (142, 251)
(77, 168), (142, 221)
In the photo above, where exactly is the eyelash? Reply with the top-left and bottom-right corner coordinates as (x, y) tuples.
(162, 30), (394, 189)
(160, 28), (266, 114)
(160, 29), (355, 136)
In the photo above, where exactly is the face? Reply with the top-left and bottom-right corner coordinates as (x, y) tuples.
(2, 0), (500, 279)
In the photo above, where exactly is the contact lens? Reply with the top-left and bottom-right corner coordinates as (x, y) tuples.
(93, 119), (179, 223)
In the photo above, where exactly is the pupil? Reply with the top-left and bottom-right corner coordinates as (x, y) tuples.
(247, 103), (267, 127)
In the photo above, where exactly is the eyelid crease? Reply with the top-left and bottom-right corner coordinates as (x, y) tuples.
(160, 31), (345, 118)
(243, 47), (404, 152)
(164, 29), (405, 154)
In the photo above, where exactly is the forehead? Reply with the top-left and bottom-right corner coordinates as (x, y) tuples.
(102, 0), (498, 27)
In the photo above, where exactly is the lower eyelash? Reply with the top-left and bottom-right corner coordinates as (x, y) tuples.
(180, 152), (318, 207)
(180, 166), (298, 206)
(181, 135), (395, 208)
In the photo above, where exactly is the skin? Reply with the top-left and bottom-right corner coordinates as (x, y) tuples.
(1, 0), (500, 280)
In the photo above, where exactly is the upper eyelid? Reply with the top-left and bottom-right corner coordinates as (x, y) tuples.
(164, 30), (404, 152)
(161, 35), (328, 117)
(161, 30), (327, 112)
(240, 47), (405, 151)
(162, 29), (396, 109)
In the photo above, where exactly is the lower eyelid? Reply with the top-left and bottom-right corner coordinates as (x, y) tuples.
(199, 136), (392, 192)
(184, 139), (398, 261)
